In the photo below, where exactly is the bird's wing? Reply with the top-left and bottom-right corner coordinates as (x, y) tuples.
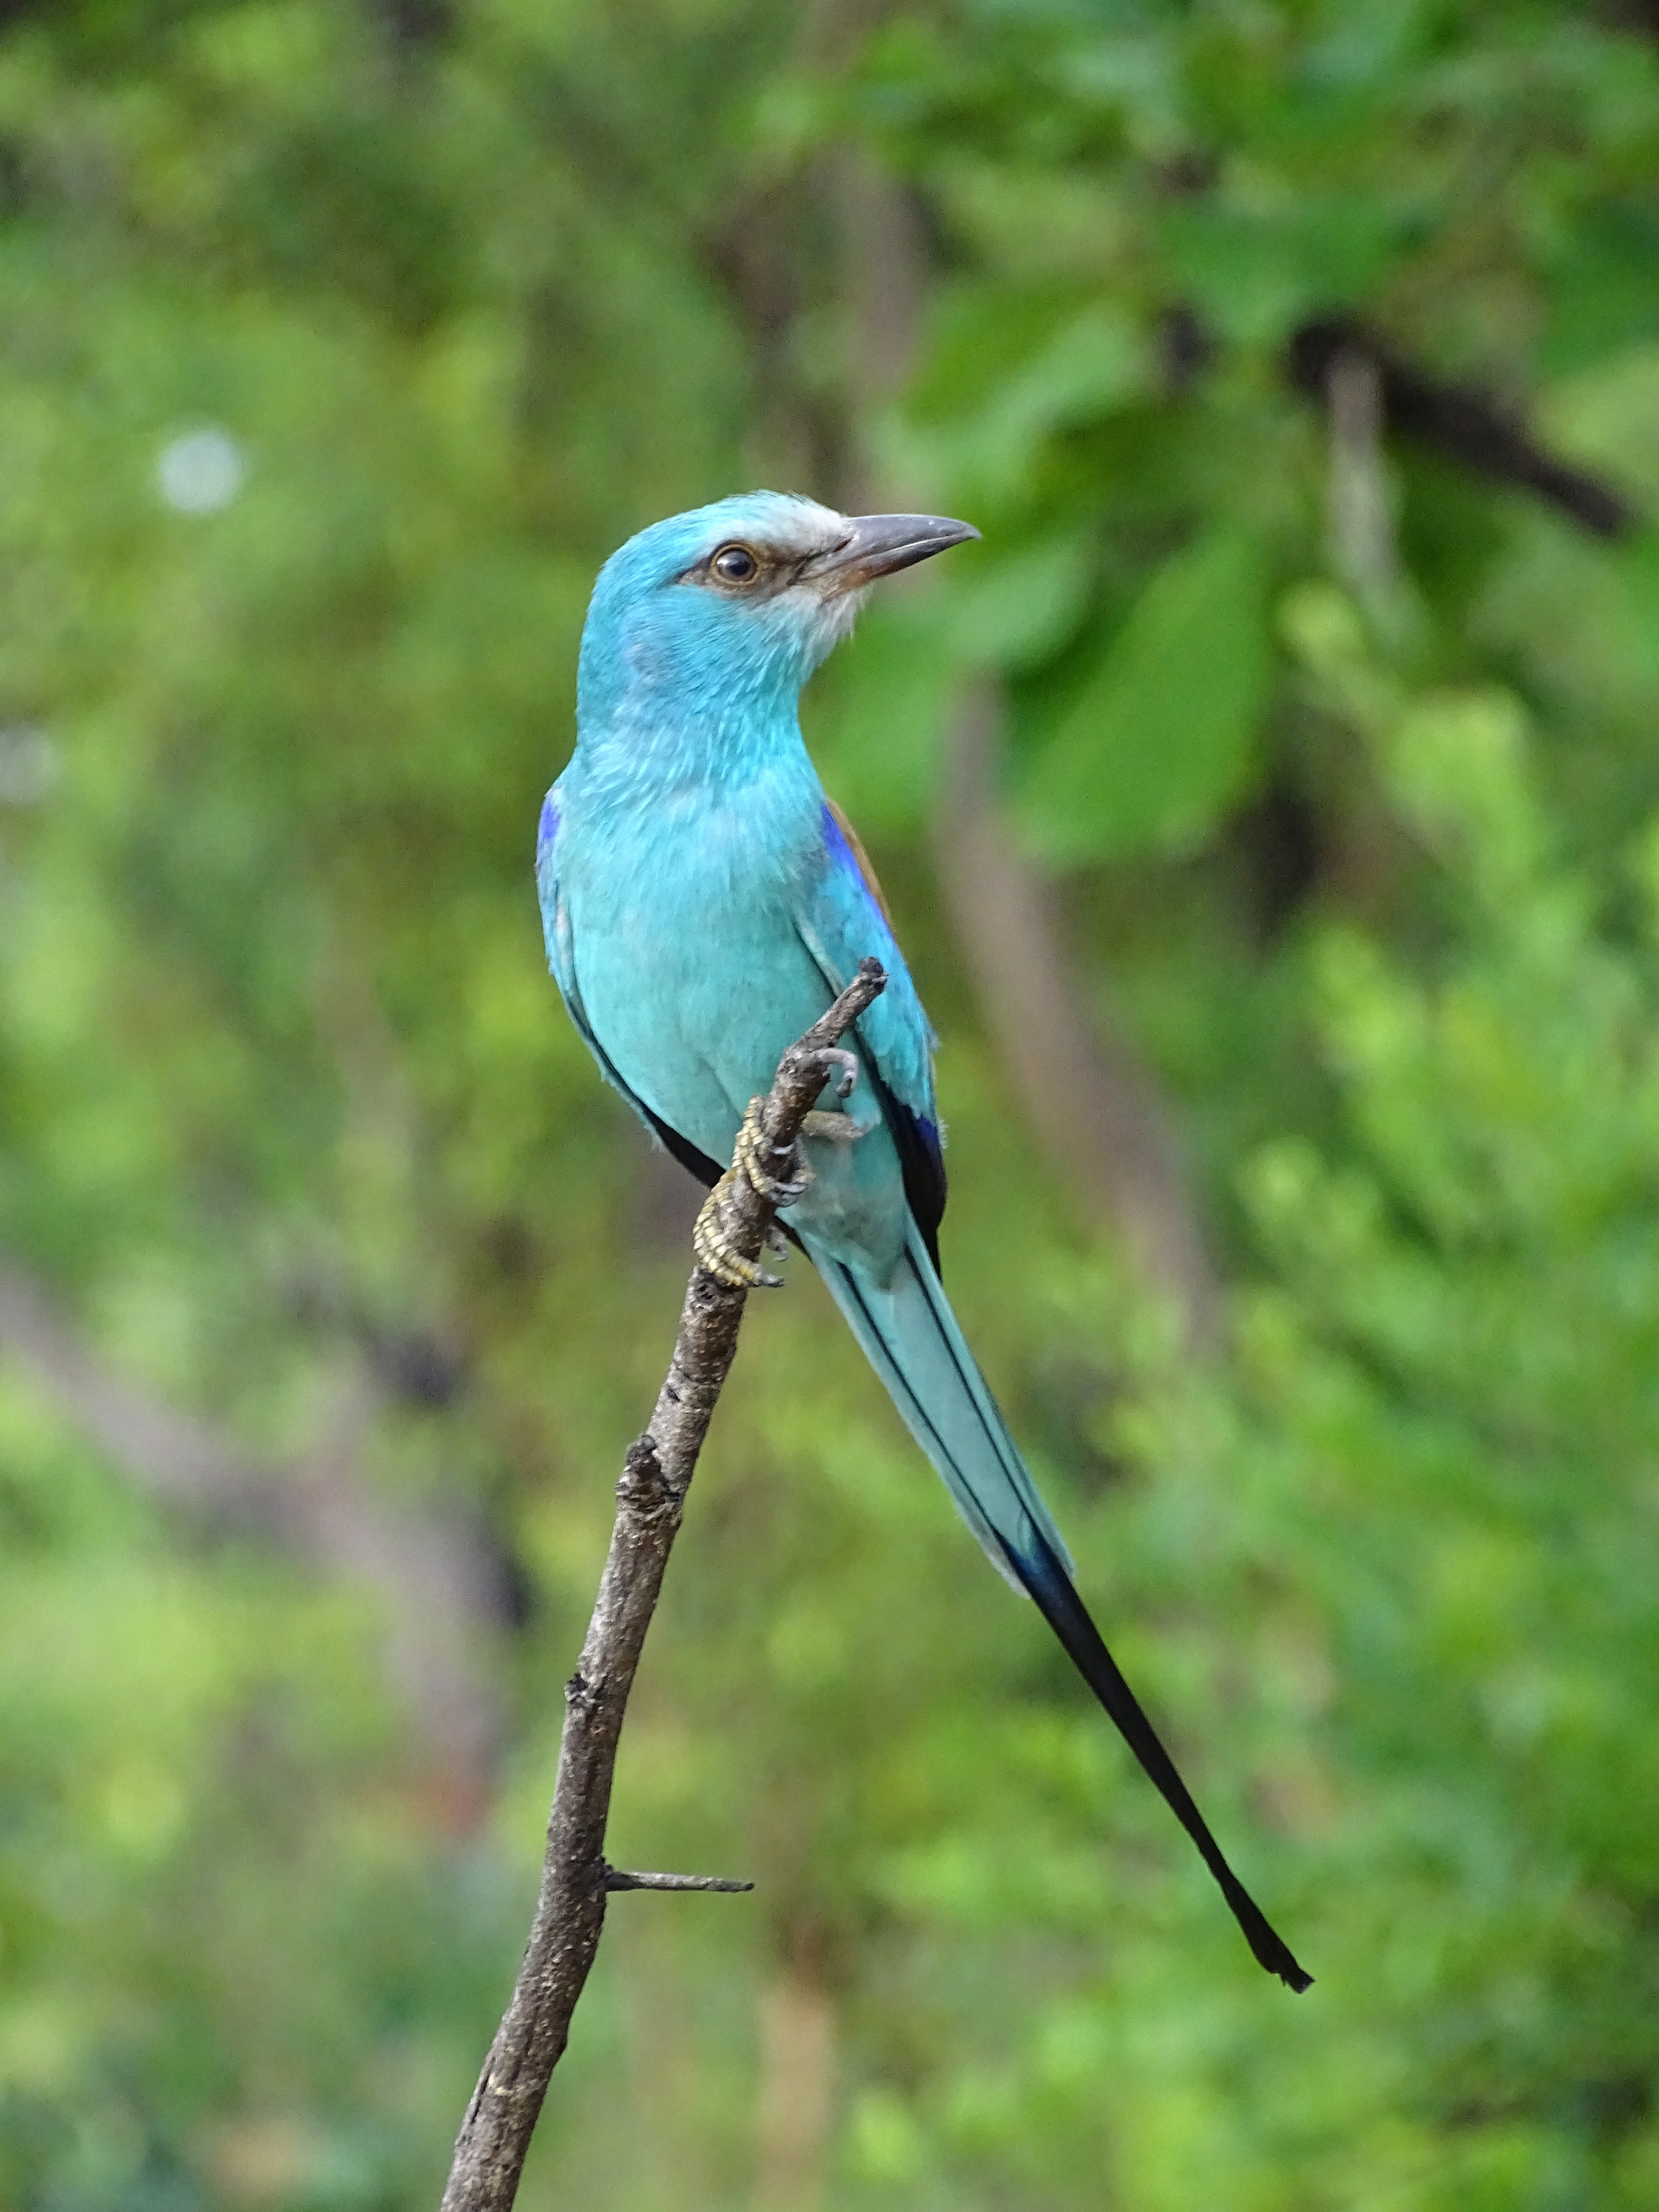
(536, 790), (724, 1190)
(794, 798), (948, 1272)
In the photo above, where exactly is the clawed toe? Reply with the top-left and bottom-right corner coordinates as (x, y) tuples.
(800, 1109), (867, 1144)
(817, 1046), (860, 1100)
(690, 1095), (832, 1292)
(692, 1171), (782, 1290)
(733, 1097), (813, 1206)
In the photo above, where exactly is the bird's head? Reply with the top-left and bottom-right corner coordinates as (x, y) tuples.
(575, 491), (978, 744)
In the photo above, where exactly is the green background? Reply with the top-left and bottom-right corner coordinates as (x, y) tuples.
(2, 2), (1658, 2205)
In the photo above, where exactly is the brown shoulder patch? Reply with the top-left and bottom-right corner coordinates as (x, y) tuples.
(825, 795), (894, 927)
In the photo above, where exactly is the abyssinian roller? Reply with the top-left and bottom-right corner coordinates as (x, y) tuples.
(536, 492), (1309, 1991)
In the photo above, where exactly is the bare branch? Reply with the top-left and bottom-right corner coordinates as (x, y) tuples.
(603, 1867), (754, 1893)
(438, 960), (888, 2212)
(1326, 344), (1401, 614)
(1289, 315), (1636, 540)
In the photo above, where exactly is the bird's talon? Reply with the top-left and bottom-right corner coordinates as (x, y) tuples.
(691, 1173), (782, 1290)
(819, 1046), (860, 1100)
(734, 1097), (812, 1205)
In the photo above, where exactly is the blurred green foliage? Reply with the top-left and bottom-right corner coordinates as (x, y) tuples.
(2, 2), (1659, 2207)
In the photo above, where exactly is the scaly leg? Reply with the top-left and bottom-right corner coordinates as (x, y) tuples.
(692, 1170), (781, 1290)
(693, 1099), (816, 1291)
(733, 1095), (813, 1206)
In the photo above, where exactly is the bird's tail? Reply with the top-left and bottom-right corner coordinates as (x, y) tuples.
(806, 1221), (1312, 1994)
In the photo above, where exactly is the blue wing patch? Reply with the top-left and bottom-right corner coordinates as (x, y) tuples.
(822, 799), (895, 932)
(801, 800), (949, 1274)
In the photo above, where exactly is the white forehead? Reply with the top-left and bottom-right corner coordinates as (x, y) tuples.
(712, 492), (848, 555)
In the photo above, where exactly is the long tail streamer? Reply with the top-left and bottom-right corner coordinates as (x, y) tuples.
(810, 1225), (1312, 1993)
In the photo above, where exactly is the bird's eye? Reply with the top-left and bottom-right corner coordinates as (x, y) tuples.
(712, 544), (759, 585)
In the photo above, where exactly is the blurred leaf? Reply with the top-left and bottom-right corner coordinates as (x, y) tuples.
(940, 529), (1097, 672)
(902, 282), (1147, 499)
(1162, 193), (1405, 347)
(1014, 525), (1270, 864)
(1383, 686), (1543, 901)
(1542, 204), (1659, 374)
(807, 597), (956, 837)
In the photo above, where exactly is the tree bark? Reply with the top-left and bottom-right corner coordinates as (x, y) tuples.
(438, 961), (888, 2212)
(935, 684), (1222, 1349)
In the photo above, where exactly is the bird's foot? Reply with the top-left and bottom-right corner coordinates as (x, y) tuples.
(692, 1170), (782, 1291)
(733, 1097), (813, 1206)
(815, 1047), (860, 1100)
(800, 1109), (868, 1144)
(691, 1099), (825, 1291)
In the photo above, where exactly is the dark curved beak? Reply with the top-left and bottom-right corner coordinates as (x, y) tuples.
(817, 512), (980, 593)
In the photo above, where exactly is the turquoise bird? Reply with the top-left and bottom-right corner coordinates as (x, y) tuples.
(538, 492), (1309, 1991)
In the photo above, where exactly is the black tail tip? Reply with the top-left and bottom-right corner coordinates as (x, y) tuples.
(1232, 1890), (1312, 1991)
(1251, 1925), (1313, 1994)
